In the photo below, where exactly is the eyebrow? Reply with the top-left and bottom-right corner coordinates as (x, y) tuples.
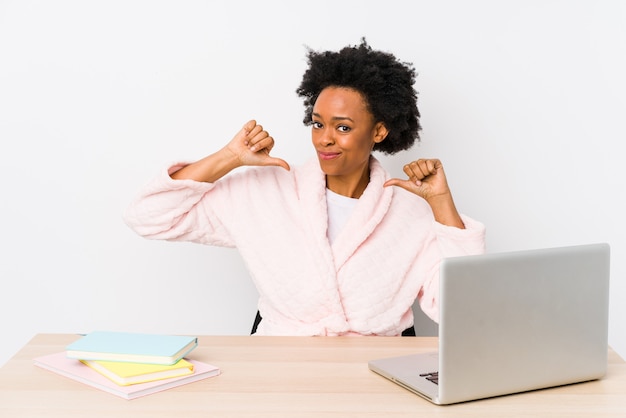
(312, 112), (354, 123)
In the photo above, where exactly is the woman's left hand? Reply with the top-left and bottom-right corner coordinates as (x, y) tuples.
(384, 158), (465, 228)
(383, 158), (450, 201)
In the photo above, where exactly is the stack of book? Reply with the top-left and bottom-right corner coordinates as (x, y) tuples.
(33, 331), (220, 399)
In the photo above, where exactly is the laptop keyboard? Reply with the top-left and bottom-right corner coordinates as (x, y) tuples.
(419, 371), (439, 385)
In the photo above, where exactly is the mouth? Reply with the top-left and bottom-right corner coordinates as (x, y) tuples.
(317, 151), (340, 161)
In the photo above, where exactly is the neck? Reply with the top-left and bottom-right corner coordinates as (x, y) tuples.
(326, 165), (370, 199)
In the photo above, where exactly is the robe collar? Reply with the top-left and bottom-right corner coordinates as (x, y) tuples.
(297, 156), (394, 272)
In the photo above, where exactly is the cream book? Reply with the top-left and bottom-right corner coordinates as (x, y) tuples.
(34, 352), (220, 400)
(81, 358), (194, 386)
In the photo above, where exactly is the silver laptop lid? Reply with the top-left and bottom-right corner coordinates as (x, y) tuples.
(437, 243), (610, 404)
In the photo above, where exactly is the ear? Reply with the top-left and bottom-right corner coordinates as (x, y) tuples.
(373, 122), (389, 143)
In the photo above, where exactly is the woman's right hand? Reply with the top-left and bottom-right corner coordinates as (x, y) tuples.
(170, 120), (289, 182)
(225, 120), (290, 171)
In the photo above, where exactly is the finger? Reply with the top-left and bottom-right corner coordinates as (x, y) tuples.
(243, 119), (257, 133)
(233, 120), (256, 144)
(245, 125), (265, 146)
(403, 162), (426, 182)
(248, 133), (273, 153)
(404, 159), (439, 182)
(420, 159), (441, 176)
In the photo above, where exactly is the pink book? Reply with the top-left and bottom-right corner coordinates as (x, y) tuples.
(33, 352), (220, 400)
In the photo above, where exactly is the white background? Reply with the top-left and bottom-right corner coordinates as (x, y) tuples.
(1, 0), (624, 365)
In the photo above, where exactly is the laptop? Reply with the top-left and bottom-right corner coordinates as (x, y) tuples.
(368, 243), (610, 405)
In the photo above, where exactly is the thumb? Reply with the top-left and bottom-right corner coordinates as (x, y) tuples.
(384, 178), (418, 193)
(383, 178), (404, 188)
(265, 156), (290, 171)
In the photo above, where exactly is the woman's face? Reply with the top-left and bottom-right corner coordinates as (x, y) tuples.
(311, 86), (387, 195)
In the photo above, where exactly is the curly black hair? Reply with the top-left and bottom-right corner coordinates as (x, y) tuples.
(296, 38), (421, 155)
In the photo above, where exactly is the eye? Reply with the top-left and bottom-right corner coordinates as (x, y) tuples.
(312, 121), (323, 129)
(338, 125), (351, 133)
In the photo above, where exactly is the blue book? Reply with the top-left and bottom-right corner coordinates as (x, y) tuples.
(66, 331), (198, 365)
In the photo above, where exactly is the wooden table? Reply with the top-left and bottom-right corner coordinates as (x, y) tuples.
(1, 334), (625, 417)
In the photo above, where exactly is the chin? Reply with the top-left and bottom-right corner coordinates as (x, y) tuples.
(316, 159), (339, 176)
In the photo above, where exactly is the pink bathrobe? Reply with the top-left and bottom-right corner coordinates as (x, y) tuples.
(124, 157), (486, 336)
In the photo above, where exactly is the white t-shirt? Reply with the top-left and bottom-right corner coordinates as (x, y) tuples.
(326, 188), (358, 245)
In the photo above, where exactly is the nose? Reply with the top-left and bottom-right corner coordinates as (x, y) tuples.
(318, 128), (334, 146)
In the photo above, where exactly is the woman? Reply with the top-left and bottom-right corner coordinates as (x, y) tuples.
(124, 40), (486, 336)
